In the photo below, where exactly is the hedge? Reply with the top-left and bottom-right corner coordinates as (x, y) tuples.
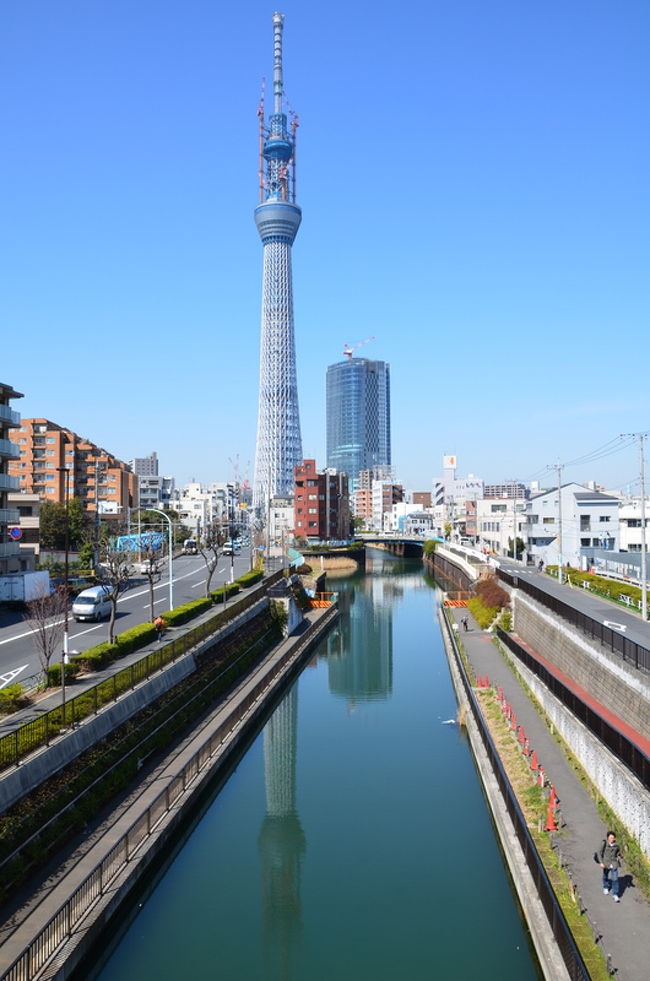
(46, 662), (80, 686)
(235, 570), (263, 588)
(115, 621), (157, 654)
(161, 597), (213, 626)
(71, 643), (118, 673)
(211, 583), (241, 603)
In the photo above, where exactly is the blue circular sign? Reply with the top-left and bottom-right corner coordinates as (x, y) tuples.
(9, 527), (23, 540)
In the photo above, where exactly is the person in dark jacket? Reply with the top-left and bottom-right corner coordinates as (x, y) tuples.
(598, 831), (622, 901)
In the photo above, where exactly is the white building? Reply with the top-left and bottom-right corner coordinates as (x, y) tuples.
(525, 483), (619, 569)
(432, 455), (484, 507)
(138, 474), (175, 511)
(618, 499), (650, 553)
(476, 497), (528, 556)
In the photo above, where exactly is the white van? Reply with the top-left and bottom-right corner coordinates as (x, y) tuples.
(72, 585), (112, 622)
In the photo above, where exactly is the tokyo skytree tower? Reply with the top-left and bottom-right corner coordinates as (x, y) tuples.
(253, 12), (302, 514)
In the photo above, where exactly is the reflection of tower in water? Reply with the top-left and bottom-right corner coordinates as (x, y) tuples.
(327, 576), (393, 702)
(258, 687), (305, 978)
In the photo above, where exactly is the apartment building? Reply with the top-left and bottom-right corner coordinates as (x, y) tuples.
(9, 418), (136, 518)
(525, 483), (619, 568)
(0, 383), (26, 575)
(294, 459), (351, 541)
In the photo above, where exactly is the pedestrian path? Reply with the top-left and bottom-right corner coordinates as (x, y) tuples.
(450, 606), (649, 981)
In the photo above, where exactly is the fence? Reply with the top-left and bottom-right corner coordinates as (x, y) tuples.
(440, 609), (590, 981)
(1, 602), (338, 981)
(496, 627), (650, 791)
(0, 574), (282, 773)
(498, 570), (650, 674)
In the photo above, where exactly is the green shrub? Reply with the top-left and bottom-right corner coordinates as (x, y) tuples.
(162, 597), (212, 626)
(0, 684), (28, 713)
(499, 609), (512, 631)
(114, 622), (157, 654)
(211, 583), (241, 603)
(467, 596), (499, 629)
(235, 570), (263, 588)
(46, 662), (80, 687)
(72, 643), (118, 672)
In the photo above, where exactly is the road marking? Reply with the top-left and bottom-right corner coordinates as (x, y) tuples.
(0, 567), (206, 647)
(0, 665), (28, 689)
(604, 620), (627, 632)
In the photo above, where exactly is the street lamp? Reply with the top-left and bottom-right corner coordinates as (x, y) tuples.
(56, 466), (70, 724)
(141, 507), (173, 611)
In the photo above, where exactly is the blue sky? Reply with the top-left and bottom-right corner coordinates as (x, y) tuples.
(3, 0), (649, 494)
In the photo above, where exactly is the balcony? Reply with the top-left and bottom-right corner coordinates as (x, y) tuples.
(0, 508), (21, 525)
(0, 473), (20, 492)
(0, 541), (20, 558)
(0, 404), (20, 427)
(0, 438), (21, 460)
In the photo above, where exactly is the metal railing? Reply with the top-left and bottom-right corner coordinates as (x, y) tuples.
(440, 609), (590, 981)
(1, 603), (338, 981)
(496, 628), (650, 790)
(0, 575), (282, 773)
(498, 569), (650, 673)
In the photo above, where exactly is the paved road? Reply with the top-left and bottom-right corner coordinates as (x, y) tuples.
(497, 558), (650, 650)
(0, 551), (253, 690)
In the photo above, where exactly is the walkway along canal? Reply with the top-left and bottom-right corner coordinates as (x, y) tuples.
(86, 552), (541, 981)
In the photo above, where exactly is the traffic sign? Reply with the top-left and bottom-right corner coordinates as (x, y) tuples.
(9, 527), (22, 541)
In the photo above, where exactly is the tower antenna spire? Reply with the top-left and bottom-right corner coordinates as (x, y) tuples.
(253, 13), (303, 517)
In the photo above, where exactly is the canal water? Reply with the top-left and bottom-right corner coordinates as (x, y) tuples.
(92, 552), (541, 980)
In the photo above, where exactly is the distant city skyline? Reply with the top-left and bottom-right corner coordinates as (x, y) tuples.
(3, 2), (648, 492)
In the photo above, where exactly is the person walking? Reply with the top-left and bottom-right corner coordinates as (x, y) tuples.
(154, 615), (166, 643)
(461, 615), (469, 632)
(598, 831), (622, 902)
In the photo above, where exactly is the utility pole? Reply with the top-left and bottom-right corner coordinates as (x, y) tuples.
(555, 464), (564, 585)
(623, 433), (648, 619)
(56, 466), (70, 724)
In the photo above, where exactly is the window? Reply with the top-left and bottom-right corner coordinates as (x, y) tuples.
(45, 474), (54, 480)
(599, 516), (610, 523)
(46, 450), (54, 457)
(308, 508), (317, 514)
(542, 517), (555, 525)
(580, 538), (590, 546)
(46, 438), (55, 444)
(308, 494), (317, 501)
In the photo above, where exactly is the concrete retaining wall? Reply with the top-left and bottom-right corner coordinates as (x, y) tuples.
(499, 634), (650, 859)
(513, 592), (650, 740)
(0, 600), (268, 813)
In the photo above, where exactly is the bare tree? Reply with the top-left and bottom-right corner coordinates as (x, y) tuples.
(140, 543), (163, 621)
(99, 534), (135, 643)
(24, 587), (68, 677)
(198, 523), (224, 597)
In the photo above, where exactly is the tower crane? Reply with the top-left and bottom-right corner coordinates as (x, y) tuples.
(342, 336), (375, 360)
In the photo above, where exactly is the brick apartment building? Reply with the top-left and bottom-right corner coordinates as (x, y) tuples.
(9, 419), (137, 518)
(294, 459), (351, 541)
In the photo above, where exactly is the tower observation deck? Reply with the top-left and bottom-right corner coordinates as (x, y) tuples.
(253, 12), (302, 515)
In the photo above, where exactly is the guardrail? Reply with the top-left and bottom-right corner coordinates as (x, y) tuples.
(1, 602), (338, 981)
(440, 608), (590, 981)
(0, 574), (282, 773)
(498, 570), (650, 674)
(496, 628), (650, 790)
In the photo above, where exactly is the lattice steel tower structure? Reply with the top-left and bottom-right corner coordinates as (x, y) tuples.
(253, 12), (302, 514)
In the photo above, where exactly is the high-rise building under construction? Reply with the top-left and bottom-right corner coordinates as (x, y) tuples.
(253, 13), (302, 513)
(326, 358), (392, 493)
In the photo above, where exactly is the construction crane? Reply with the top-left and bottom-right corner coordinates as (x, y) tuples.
(342, 336), (375, 360)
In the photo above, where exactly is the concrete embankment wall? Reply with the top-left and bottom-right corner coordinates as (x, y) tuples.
(513, 592), (650, 740)
(0, 600), (267, 813)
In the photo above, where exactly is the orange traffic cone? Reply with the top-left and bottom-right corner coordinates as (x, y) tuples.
(530, 751), (538, 771)
(544, 798), (558, 831)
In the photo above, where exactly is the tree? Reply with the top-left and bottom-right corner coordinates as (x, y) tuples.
(24, 587), (68, 676)
(198, 523), (225, 597)
(140, 543), (163, 621)
(39, 501), (67, 551)
(508, 537), (526, 560)
(98, 531), (134, 643)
